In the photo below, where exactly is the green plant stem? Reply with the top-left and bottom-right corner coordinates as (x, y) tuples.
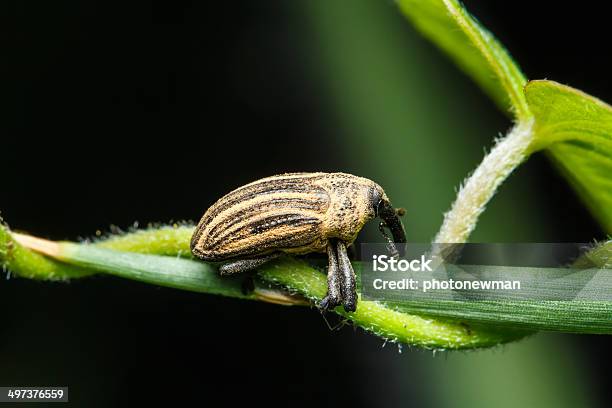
(2, 224), (527, 350)
(5, 224), (612, 343)
(0, 221), (92, 280)
(434, 120), (534, 243)
(255, 258), (529, 348)
(98, 228), (612, 334)
(96, 225), (194, 256)
(65, 243), (532, 349)
(74, 230), (612, 334)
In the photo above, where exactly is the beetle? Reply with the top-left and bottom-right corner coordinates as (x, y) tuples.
(190, 172), (406, 312)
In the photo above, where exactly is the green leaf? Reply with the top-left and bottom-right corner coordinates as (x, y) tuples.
(525, 80), (612, 233)
(387, 299), (612, 334)
(396, 0), (529, 119)
(61, 243), (252, 299)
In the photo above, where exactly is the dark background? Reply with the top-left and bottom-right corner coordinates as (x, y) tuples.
(4, 1), (611, 407)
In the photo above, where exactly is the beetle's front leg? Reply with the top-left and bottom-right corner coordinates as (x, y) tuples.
(218, 253), (280, 275)
(320, 241), (342, 310)
(336, 241), (357, 312)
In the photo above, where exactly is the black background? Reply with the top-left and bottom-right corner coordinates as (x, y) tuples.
(5, 1), (611, 406)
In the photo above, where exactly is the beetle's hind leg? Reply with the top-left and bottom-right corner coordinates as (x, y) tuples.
(218, 253), (280, 276)
(336, 241), (357, 312)
(320, 241), (343, 310)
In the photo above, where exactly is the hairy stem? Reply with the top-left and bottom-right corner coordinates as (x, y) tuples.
(4, 224), (612, 343)
(435, 120), (534, 243)
(0, 220), (92, 280)
(1, 223), (527, 350)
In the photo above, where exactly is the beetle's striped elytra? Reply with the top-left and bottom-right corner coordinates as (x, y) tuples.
(191, 172), (406, 312)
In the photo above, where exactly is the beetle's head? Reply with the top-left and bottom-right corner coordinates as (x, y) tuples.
(369, 185), (406, 245)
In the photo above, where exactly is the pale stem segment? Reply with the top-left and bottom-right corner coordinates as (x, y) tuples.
(434, 120), (534, 243)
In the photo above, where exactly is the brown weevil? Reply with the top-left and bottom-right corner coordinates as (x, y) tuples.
(190, 172), (406, 312)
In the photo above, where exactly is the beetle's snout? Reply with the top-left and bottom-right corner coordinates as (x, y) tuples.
(378, 199), (407, 244)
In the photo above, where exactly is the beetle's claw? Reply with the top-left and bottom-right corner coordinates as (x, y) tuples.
(320, 294), (342, 311)
(342, 298), (357, 313)
(320, 294), (357, 313)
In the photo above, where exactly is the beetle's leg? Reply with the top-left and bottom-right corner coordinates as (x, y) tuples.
(320, 241), (342, 310)
(218, 253), (280, 276)
(336, 241), (357, 312)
